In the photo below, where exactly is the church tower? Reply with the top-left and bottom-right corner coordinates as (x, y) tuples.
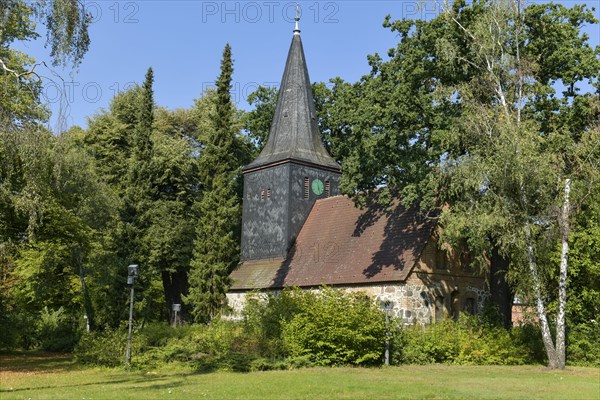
(240, 15), (341, 261)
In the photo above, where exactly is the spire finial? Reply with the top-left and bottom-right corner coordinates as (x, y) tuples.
(294, 3), (300, 35)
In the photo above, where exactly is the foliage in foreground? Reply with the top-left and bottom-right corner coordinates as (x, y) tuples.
(73, 287), (598, 369)
(244, 287), (386, 366)
(392, 316), (545, 366)
(74, 320), (306, 372)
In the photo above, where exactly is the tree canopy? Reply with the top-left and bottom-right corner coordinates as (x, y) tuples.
(1, 0), (598, 369)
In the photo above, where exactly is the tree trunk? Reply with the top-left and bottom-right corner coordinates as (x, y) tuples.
(161, 269), (189, 325)
(175, 269), (189, 322)
(556, 178), (571, 369)
(161, 271), (175, 324)
(490, 244), (513, 329)
(524, 222), (560, 368)
(75, 248), (94, 330)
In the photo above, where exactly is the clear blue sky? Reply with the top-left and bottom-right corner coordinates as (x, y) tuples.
(15, 1), (600, 132)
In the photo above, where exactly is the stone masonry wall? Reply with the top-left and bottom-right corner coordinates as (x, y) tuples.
(226, 274), (486, 325)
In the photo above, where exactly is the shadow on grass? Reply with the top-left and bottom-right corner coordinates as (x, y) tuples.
(0, 351), (77, 374)
(0, 374), (187, 394)
(0, 351), (223, 394)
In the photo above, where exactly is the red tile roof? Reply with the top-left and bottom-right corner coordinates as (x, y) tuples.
(230, 195), (436, 290)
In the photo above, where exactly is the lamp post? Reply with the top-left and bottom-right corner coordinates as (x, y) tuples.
(125, 264), (139, 366)
(380, 300), (394, 366)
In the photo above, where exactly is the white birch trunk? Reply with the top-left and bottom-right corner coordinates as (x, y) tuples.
(524, 222), (559, 368)
(556, 178), (571, 369)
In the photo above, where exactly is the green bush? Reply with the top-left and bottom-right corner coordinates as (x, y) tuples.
(248, 355), (315, 371)
(74, 322), (144, 367)
(135, 320), (257, 368)
(509, 323), (546, 364)
(391, 316), (540, 365)
(75, 320), (265, 369)
(36, 306), (79, 352)
(244, 288), (311, 339)
(74, 291), (572, 369)
(0, 308), (37, 351)
(242, 288), (312, 359)
(567, 321), (600, 367)
(281, 287), (386, 366)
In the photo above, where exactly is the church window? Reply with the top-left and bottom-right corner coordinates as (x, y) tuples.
(465, 297), (476, 315)
(303, 177), (309, 199)
(325, 180), (330, 196)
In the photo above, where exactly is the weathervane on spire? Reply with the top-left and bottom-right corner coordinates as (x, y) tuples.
(294, 3), (300, 35)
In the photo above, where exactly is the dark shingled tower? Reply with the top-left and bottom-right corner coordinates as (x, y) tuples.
(240, 15), (341, 262)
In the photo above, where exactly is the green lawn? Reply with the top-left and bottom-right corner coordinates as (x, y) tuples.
(1, 353), (598, 399)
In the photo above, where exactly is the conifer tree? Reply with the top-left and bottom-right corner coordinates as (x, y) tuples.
(131, 67), (154, 189)
(186, 44), (245, 322)
(120, 67), (156, 318)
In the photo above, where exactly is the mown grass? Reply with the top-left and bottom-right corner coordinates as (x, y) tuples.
(1, 352), (598, 399)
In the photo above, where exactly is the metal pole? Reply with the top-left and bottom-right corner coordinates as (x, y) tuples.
(125, 284), (135, 366)
(384, 308), (390, 366)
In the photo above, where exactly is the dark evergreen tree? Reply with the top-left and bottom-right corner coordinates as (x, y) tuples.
(186, 44), (249, 322)
(124, 67), (155, 254)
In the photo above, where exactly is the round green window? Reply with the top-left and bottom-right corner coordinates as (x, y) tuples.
(311, 179), (324, 195)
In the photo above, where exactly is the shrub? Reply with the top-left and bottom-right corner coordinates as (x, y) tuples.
(243, 288), (313, 358)
(281, 287), (386, 366)
(36, 306), (79, 352)
(455, 319), (530, 365)
(508, 323), (546, 364)
(76, 320), (265, 369)
(567, 321), (600, 367)
(391, 319), (459, 365)
(135, 320), (259, 368)
(392, 316), (538, 365)
(75, 324), (132, 367)
(248, 355), (315, 371)
(244, 289), (309, 340)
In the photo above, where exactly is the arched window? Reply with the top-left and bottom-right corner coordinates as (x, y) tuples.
(465, 297), (476, 315)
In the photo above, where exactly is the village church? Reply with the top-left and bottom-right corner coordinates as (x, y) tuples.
(226, 17), (488, 324)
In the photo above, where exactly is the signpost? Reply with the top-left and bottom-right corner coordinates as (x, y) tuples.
(125, 264), (139, 366)
(380, 300), (394, 366)
(172, 303), (181, 327)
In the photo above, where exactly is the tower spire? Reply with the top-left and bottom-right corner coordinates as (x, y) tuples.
(243, 16), (339, 173)
(239, 26), (341, 263)
(294, 3), (300, 35)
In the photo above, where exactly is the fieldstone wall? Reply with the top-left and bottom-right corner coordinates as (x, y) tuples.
(225, 292), (249, 319)
(227, 281), (448, 325)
